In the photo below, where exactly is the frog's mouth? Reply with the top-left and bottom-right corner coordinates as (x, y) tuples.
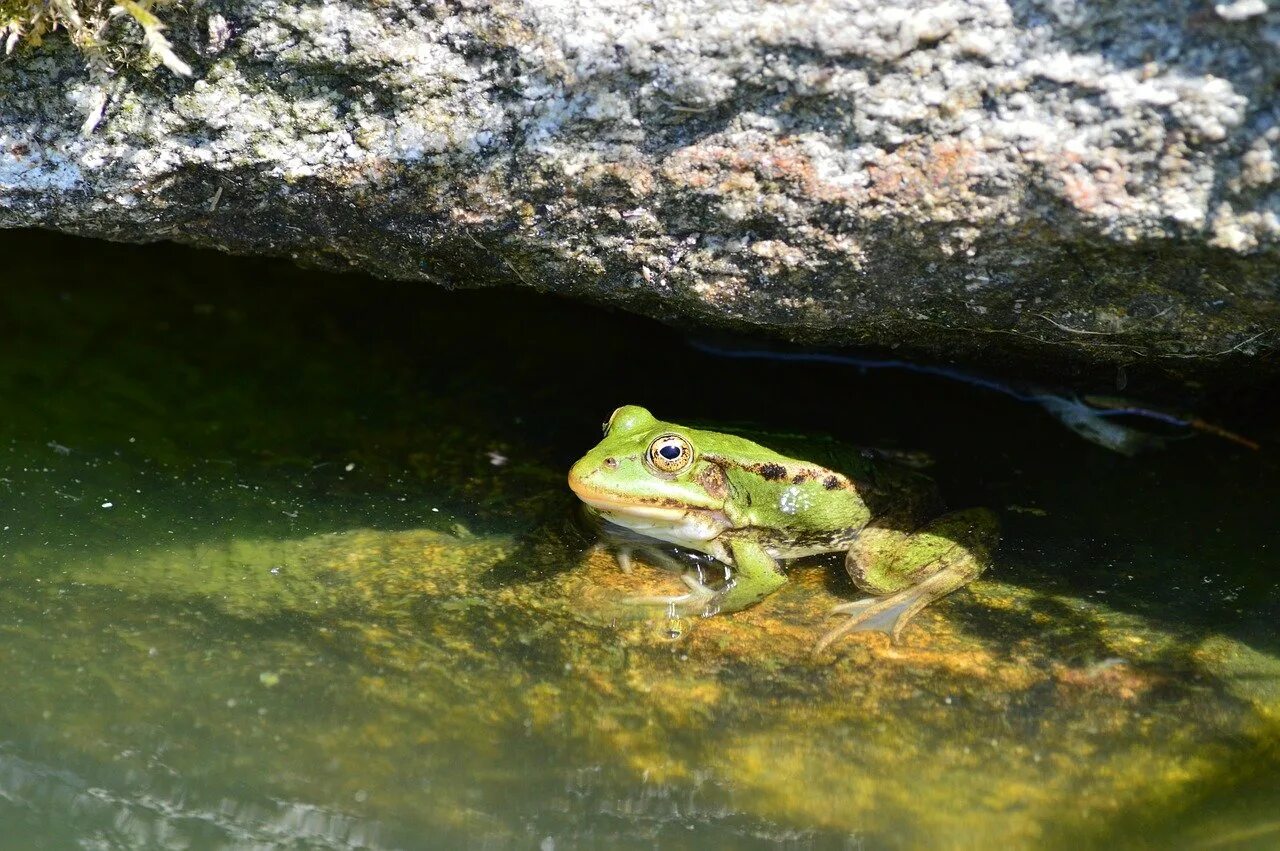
(569, 488), (688, 523)
(568, 479), (729, 543)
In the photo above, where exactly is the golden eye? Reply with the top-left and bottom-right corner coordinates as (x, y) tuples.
(647, 434), (693, 474)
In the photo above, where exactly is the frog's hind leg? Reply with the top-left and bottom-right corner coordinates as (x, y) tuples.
(815, 508), (997, 654)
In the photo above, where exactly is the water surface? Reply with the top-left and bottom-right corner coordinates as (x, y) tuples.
(1, 231), (1277, 849)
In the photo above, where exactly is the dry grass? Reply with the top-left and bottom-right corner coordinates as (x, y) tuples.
(1, 0), (190, 77)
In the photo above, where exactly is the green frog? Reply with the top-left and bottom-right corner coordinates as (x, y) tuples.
(568, 406), (998, 650)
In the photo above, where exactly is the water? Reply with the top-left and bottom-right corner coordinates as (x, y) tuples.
(1, 230), (1277, 850)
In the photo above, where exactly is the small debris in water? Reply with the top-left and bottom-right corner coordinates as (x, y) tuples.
(101, 501), (113, 508)
(487, 450), (508, 466)
(259, 671), (281, 687)
(345, 462), (356, 472)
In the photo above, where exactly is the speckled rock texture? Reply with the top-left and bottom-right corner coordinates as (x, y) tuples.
(1, 0), (1278, 371)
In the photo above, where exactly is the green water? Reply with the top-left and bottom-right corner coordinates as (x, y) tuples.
(1, 231), (1278, 850)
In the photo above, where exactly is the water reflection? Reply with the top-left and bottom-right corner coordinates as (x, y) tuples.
(0, 748), (387, 850)
(1, 231), (1277, 849)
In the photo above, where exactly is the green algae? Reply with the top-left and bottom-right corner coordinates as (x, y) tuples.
(0, 232), (1276, 848)
(3, 526), (1277, 849)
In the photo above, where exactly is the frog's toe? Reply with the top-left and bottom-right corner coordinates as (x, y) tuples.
(829, 597), (877, 617)
(815, 597), (908, 655)
(591, 543), (635, 574)
(623, 574), (717, 616)
(815, 571), (960, 655)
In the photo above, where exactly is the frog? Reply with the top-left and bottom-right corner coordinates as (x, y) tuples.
(567, 405), (998, 651)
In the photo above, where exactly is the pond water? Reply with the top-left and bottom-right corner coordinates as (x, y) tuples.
(1, 230), (1277, 850)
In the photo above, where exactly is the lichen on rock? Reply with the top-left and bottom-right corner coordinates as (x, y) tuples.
(1, 0), (1278, 374)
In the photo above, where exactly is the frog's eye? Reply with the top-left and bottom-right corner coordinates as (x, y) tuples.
(647, 434), (693, 474)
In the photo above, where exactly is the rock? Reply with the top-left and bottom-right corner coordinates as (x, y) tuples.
(1, 0), (1278, 373)
(3, 527), (1277, 846)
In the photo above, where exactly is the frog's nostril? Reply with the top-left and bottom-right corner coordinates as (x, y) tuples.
(603, 457), (619, 470)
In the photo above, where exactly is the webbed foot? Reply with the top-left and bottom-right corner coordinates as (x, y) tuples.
(816, 508), (997, 655)
(814, 568), (964, 655)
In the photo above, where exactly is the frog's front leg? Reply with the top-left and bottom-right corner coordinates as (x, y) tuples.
(626, 539), (786, 618)
(713, 539), (788, 615)
(815, 508), (998, 653)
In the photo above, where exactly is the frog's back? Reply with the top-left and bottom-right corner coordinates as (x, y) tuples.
(692, 422), (939, 521)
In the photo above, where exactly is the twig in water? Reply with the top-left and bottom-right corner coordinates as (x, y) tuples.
(1035, 313), (1121, 335)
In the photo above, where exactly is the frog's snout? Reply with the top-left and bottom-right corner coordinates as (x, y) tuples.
(568, 456), (618, 493)
(567, 456), (598, 496)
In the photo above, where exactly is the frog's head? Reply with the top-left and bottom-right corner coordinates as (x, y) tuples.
(568, 406), (732, 542)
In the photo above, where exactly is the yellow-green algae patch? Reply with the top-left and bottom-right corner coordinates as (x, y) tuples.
(4, 528), (1277, 847)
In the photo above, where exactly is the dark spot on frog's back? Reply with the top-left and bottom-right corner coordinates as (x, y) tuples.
(758, 463), (787, 481)
(792, 471), (812, 484)
(824, 475), (841, 490)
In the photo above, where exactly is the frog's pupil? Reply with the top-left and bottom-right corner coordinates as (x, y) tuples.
(659, 444), (682, 460)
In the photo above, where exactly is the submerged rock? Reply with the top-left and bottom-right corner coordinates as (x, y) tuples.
(1, 0), (1277, 374)
(5, 526), (1277, 847)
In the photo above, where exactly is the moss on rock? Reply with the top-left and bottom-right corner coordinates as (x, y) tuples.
(3, 524), (1277, 846)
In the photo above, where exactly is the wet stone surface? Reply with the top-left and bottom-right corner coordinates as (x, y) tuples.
(0, 233), (1276, 848)
(2, 527), (1278, 849)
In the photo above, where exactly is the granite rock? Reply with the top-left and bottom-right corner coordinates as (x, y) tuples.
(1, 0), (1278, 370)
